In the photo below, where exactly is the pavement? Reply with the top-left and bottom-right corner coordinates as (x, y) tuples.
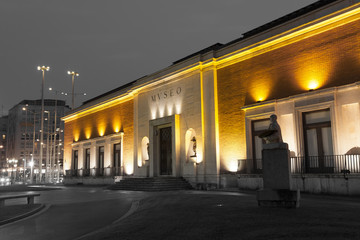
(1, 185), (360, 239)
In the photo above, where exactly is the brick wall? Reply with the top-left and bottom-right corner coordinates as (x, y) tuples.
(64, 99), (134, 170)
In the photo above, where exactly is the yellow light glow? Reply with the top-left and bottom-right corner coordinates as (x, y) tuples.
(195, 152), (203, 164)
(73, 131), (80, 142)
(113, 123), (122, 133)
(125, 162), (134, 175)
(252, 91), (269, 103)
(308, 80), (319, 90)
(159, 105), (165, 118)
(97, 122), (106, 137)
(167, 104), (173, 116)
(295, 58), (329, 90)
(112, 114), (121, 133)
(248, 73), (273, 102)
(228, 160), (238, 172)
(137, 158), (143, 167)
(213, 66), (221, 171)
(200, 65), (206, 166)
(175, 102), (182, 114)
(85, 131), (91, 139)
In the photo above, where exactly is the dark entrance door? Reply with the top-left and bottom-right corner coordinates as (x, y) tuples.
(160, 127), (172, 175)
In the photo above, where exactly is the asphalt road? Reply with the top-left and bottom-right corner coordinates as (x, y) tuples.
(0, 186), (146, 240)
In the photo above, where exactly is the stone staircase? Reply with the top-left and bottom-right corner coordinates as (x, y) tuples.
(108, 177), (193, 191)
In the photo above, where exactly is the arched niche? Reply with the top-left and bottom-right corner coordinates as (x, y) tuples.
(185, 129), (196, 163)
(141, 136), (150, 164)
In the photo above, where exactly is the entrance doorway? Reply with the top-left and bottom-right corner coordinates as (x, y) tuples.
(149, 115), (180, 177)
(159, 126), (172, 175)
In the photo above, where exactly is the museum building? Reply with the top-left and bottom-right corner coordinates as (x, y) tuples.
(63, 0), (360, 194)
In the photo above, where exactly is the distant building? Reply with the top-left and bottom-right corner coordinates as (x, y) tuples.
(63, 0), (360, 195)
(6, 99), (70, 182)
(0, 115), (8, 170)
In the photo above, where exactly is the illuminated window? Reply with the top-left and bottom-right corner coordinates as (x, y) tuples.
(84, 148), (90, 169)
(113, 143), (121, 175)
(303, 109), (333, 172)
(98, 146), (104, 176)
(73, 150), (78, 172)
(251, 119), (269, 172)
(2, 135), (5, 140)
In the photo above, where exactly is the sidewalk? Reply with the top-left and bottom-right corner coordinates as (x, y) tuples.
(0, 184), (60, 226)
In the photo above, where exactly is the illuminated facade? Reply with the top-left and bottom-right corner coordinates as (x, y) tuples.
(0, 116), (8, 170)
(63, 0), (360, 193)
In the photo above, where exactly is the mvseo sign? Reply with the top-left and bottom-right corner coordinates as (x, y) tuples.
(151, 87), (182, 102)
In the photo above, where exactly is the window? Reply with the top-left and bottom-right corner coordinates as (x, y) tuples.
(303, 109), (334, 172)
(85, 148), (90, 169)
(251, 119), (269, 171)
(98, 146), (104, 176)
(84, 148), (90, 177)
(113, 143), (121, 175)
(73, 150), (78, 171)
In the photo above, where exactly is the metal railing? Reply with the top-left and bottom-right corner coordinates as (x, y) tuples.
(290, 155), (360, 174)
(238, 155), (360, 175)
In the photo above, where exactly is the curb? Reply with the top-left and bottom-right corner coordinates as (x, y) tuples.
(0, 204), (47, 226)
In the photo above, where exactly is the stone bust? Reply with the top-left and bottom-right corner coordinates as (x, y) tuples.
(259, 114), (283, 144)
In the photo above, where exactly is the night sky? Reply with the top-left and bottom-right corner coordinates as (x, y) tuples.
(0, 0), (317, 114)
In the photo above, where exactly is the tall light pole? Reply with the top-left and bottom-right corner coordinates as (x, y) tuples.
(37, 65), (50, 183)
(49, 88), (61, 183)
(67, 71), (79, 109)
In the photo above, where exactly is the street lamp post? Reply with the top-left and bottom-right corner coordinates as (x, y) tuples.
(67, 71), (79, 109)
(37, 65), (50, 183)
(49, 88), (64, 183)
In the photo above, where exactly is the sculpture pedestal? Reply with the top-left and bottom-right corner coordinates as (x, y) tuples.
(256, 142), (300, 208)
(257, 188), (300, 208)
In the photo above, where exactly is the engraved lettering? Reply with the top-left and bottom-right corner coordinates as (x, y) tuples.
(150, 86), (182, 103)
